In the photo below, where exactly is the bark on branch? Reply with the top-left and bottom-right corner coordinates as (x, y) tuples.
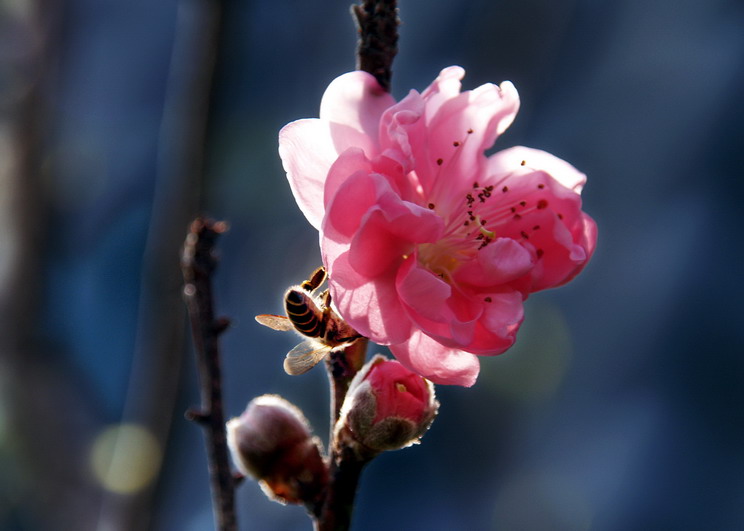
(181, 218), (237, 531)
(352, 0), (399, 92)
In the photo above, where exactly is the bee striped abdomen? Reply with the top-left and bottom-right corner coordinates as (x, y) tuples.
(285, 289), (323, 338)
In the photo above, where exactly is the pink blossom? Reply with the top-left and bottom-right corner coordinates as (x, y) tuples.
(338, 355), (438, 452)
(364, 356), (434, 424)
(279, 67), (597, 387)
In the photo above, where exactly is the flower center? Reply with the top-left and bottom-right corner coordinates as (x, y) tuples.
(416, 179), (552, 281)
(417, 240), (464, 279)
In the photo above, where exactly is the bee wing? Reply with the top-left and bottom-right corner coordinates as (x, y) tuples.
(283, 341), (331, 376)
(255, 314), (294, 332)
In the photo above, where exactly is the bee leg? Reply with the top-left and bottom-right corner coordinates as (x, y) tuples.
(318, 289), (332, 308)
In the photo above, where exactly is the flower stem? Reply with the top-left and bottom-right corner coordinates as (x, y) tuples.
(181, 218), (238, 531)
(315, 338), (368, 530)
(326, 338), (369, 430)
(317, 443), (368, 531)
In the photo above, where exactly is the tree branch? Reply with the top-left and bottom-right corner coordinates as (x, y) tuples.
(317, 442), (368, 531)
(352, 0), (399, 92)
(181, 218), (237, 531)
(325, 338), (368, 432)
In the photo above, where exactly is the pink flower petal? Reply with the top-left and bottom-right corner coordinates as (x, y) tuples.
(487, 146), (587, 192)
(378, 90), (426, 173)
(348, 208), (411, 278)
(420, 66), (466, 117)
(581, 213), (598, 259)
(396, 258), (452, 322)
(427, 81), (519, 185)
(319, 71), (395, 145)
(325, 251), (412, 344)
(408, 79), (520, 200)
(348, 196), (442, 278)
(324, 169), (381, 238)
(395, 260), (481, 350)
(389, 330), (480, 387)
(474, 291), (524, 352)
(278, 119), (339, 229)
(323, 148), (374, 212)
(454, 238), (535, 288)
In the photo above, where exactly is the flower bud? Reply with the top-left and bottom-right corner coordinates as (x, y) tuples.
(337, 355), (439, 454)
(226, 395), (327, 505)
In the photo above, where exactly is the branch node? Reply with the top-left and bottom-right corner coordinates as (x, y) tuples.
(185, 408), (210, 424)
(213, 316), (232, 335)
(232, 471), (246, 486)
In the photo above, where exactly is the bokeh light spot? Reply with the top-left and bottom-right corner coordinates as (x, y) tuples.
(482, 299), (573, 401)
(90, 423), (161, 494)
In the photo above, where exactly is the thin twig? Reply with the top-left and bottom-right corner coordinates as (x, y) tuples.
(181, 218), (237, 531)
(352, 0), (399, 92)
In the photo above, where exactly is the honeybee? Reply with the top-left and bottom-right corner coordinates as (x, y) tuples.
(255, 266), (361, 375)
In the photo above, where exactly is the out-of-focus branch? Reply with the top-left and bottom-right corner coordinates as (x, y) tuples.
(97, 0), (225, 528)
(352, 0), (399, 92)
(0, 0), (102, 528)
(181, 218), (237, 531)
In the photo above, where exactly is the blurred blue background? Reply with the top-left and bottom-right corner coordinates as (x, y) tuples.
(1, 0), (742, 529)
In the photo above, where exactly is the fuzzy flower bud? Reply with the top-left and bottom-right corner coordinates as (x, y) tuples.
(226, 395), (327, 505)
(337, 355), (439, 454)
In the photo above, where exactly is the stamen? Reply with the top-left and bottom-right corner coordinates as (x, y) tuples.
(478, 223), (495, 240)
